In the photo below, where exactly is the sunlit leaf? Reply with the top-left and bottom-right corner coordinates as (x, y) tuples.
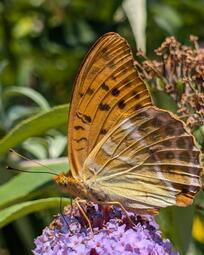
(22, 137), (48, 159)
(0, 160), (68, 209)
(157, 206), (194, 255)
(7, 105), (38, 124)
(152, 4), (182, 34)
(0, 197), (70, 228)
(4, 86), (50, 110)
(193, 125), (204, 146)
(47, 132), (67, 158)
(0, 104), (68, 156)
(151, 90), (177, 113)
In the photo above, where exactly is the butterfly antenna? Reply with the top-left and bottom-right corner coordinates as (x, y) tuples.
(8, 148), (57, 175)
(6, 165), (56, 176)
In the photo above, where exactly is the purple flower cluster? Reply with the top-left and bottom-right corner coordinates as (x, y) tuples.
(33, 203), (179, 255)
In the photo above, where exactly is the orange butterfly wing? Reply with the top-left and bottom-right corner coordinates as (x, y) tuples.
(83, 106), (202, 209)
(68, 32), (152, 179)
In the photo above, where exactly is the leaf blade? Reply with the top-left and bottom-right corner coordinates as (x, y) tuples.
(0, 104), (68, 155)
(0, 160), (68, 209)
(0, 197), (70, 228)
(4, 86), (50, 110)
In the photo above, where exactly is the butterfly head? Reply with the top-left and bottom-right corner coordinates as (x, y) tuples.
(53, 172), (89, 199)
(53, 172), (69, 186)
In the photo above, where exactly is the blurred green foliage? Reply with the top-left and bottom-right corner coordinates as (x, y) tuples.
(0, 0), (204, 254)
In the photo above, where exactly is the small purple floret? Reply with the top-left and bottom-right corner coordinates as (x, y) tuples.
(33, 203), (179, 255)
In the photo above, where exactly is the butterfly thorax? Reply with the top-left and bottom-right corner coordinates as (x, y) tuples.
(83, 175), (109, 202)
(53, 172), (89, 199)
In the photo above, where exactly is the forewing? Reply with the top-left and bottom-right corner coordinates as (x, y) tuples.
(83, 106), (202, 210)
(68, 33), (152, 178)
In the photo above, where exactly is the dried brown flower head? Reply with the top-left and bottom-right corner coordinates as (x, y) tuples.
(136, 35), (204, 131)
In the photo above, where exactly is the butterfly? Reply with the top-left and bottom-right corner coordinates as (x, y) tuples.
(54, 32), (202, 214)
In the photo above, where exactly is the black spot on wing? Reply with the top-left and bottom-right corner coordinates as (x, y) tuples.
(135, 104), (142, 110)
(76, 112), (92, 124)
(99, 103), (110, 111)
(100, 129), (107, 135)
(118, 99), (126, 109)
(74, 125), (85, 131)
(84, 115), (92, 123)
(75, 147), (85, 151)
(74, 137), (88, 143)
(101, 83), (109, 91)
(132, 91), (140, 99)
(111, 88), (120, 96)
(87, 87), (94, 95)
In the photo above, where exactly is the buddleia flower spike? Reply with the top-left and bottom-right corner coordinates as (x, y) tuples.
(33, 203), (179, 255)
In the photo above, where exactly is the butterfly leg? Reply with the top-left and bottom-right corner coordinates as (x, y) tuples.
(97, 201), (135, 226)
(74, 198), (94, 236)
(59, 197), (74, 234)
(69, 197), (74, 216)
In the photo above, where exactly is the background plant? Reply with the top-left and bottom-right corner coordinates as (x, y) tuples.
(0, 1), (204, 254)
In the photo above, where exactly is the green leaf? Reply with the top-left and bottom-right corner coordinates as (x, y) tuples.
(0, 197), (70, 228)
(157, 206), (194, 255)
(0, 60), (8, 74)
(151, 90), (177, 113)
(153, 5), (182, 34)
(193, 125), (204, 146)
(48, 132), (67, 158)
(4, 86), (50, 110)
(22, 137), (49, 159)
(0, 160), (68, 209)
(0, 104), (68, 156)
(7, 105), (38, 124)
(123, 0), (146, 52)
